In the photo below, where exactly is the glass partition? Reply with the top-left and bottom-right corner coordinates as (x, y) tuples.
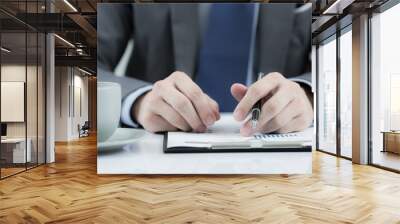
(317, 36), (337, 155)
(27, 30), (39, 169)
(26, 0), (46, 169)
(339, 28), (352, 158)
(1, 30), (28, 178)
(0, 1), (46, 179)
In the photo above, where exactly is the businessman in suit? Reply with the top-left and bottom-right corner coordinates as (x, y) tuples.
(98, 3), (313, 136)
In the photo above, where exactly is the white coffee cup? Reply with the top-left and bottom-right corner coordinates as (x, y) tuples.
(97, 82), (121, 143)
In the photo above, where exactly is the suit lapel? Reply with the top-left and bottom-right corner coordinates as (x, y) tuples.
(170, 4), (199, 78)
(257, 4), (295, 75)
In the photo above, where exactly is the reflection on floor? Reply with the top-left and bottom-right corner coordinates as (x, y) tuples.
(0, 167), (25, 177)
(341, 147), (352, 158)
(0, 162), (44, 179)
(373, 150), (400, 171)
(0, 135), (400, 223)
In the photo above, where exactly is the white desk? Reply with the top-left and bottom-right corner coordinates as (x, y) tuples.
(97, 115), (312, 174)
(1, 138), (31, 163)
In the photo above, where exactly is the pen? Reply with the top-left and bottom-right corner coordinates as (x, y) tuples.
(251, 72), (264, 129)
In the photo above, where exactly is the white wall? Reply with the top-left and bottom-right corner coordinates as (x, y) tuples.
(54, 67), (89, 141)
(1, 63), (47, 164)
(1, 66), (26, 130)
(1, 65), (42, 138)
(55, 66), (69, 141)
(71, 74), (89, 138)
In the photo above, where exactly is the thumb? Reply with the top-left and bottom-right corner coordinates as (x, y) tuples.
(231, 83), (247, 102)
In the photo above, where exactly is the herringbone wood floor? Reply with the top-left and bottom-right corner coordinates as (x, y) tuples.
(1, 135), (400, 224)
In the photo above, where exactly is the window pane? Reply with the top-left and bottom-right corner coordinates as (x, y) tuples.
(0, 1), (47, 178)
(371, 3), (400, 171)
(318, 37), (337, 154)
(340, 29), (352, 158)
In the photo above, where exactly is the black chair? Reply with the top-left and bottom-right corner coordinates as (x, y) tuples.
(78, 121), (90, 138)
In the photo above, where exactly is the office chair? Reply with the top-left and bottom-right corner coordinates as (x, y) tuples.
(78, 121), (90, 138)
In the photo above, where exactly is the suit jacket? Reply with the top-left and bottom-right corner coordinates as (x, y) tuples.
(98, 3), (312, 100)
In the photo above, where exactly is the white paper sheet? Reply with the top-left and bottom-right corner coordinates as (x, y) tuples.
(167, 114), (313, 149)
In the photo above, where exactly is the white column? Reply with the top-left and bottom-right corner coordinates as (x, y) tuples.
(45, 0), (56, 163)
(46, 32), (55, 163)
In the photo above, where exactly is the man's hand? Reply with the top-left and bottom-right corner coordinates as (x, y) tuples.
(132, 71), (220, 133)
(231, 72), (313, 136)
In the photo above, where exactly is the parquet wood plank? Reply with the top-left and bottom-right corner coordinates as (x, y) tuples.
(1, 135), (400, 223)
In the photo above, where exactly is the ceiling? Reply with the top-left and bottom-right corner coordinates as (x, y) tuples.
(0, 0), (98, 74)
(1, 32), (45, 65)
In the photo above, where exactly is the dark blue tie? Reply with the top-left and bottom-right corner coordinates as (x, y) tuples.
(195, 4), (255, 112)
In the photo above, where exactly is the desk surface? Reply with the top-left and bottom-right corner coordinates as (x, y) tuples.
(1, 138), (27, 143)
(381, 131), (400, 134)
(97, 114), (312, 174)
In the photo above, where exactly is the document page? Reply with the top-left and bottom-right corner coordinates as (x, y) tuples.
(167, 114), (313, 149)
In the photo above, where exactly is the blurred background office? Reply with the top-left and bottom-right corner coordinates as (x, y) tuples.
(0, 0), (97, 179)
(315, 0), (400, 171)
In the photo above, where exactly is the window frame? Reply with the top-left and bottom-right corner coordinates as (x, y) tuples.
(0, 0), (48, 180)
(367, 0), (400, 173)
(315, 20), (353, 161)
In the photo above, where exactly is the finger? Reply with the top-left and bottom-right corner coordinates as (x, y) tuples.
(233, 73), (282, 121)
(230, 83), (247, 102)
(157, 82), (206, 132)
(205, 95), (220, 120)
(153, 100), (191, 132)
(240, 119), (254, 137)
(260, 99), (301, 133)
(258, 84), (296, 126)
(145, 115), (178, 133)
(276, 115), (312, 134)
(173, 73), (216, 126)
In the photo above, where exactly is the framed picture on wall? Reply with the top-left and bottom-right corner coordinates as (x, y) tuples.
(1, 81), (25, 122)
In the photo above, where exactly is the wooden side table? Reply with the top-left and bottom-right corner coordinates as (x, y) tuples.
(381, 131), (400, 154)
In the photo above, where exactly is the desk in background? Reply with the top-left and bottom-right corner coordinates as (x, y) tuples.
(382, 131), (400, 154)
(1, 138), (32, 165)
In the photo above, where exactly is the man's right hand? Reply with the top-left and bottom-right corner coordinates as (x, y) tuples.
(132, 71), (220, 133)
